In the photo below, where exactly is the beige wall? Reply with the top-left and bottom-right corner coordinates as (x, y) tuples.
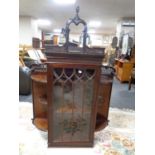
(19, 16), (41, 46)
(44, 32), (114, 47)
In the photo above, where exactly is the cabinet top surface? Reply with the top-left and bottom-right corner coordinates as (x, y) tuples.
(31, 72), (47, 83)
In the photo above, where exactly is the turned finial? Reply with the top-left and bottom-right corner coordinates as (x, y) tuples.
(76, 6), (80, 16)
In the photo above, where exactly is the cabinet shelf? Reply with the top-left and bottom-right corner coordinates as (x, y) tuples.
(33, 118), (48, 131)
(31, 72), (47, 83)
(32, 114), (108, 132)
(39, 96), (47, 105)
(95, 113), (108, 131)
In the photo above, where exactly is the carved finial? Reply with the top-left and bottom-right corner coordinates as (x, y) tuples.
(76, 6), (80, 15)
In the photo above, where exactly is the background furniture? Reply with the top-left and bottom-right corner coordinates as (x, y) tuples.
(19, 46), (47, 95)
(114, 59), (134, 82)
(19, 46), (37, 68)
(128, 68), (135, 90)
(32, 37), (40, 48)
(19, 66), (31, 95)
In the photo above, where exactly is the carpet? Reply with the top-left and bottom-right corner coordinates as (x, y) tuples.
(19, 102), (135, 155)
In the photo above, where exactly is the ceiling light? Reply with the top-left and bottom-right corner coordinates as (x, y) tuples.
(53, 29), (62, 33)
(37, 19), (51, 26)
(53, 0), (76, 5)
(88, 21), (101, 28)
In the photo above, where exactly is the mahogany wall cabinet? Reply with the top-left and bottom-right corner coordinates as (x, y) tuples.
(31, 6), (114, 147)
(31, 65), (114, 147)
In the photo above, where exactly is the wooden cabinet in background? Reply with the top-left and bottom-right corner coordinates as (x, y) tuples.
(53, 35), (59, 45)
(114, 59), (134, 82)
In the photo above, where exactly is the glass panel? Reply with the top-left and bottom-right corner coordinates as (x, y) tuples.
(52, 68), (95, 142)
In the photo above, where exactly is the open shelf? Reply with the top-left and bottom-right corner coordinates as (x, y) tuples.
(33, 118), (48, 131)
(39, 96), (47, 105)
(33, 113), (108, 132)
(95, 113), (108, 131)
(31, 72), (47, 83)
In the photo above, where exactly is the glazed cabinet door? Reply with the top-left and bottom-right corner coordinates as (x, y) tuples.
(47, 63), (100, 147)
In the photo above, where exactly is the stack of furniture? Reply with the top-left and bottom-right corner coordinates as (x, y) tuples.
(19, 45), (32, 95)
(19, 46), (47, 95)
(30, 7), (114, 147)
